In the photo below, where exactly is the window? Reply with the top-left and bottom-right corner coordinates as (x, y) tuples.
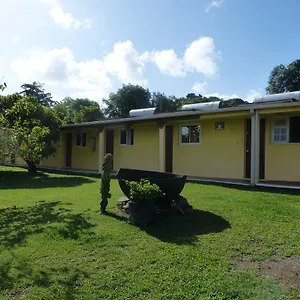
(181, 125), (200, 144)
(76, 132), (86, 147)
(272, 117), (300, 143)
(120, 128), (134, 146)
(272, 119), (288, 143)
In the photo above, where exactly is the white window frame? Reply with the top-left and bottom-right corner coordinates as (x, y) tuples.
(179, 125), (201, 145)
(271, 118), (289, 144)
(119, 128), (134, 146)
(76, 132), (87, 147)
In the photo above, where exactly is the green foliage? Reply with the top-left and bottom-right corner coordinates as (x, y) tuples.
(20, 81), (54, 107)
(0, 93), (61, 171)
(100, 154), (113, 213)
(266, 59), (300, 94)
(151, 92), (177, 113)
(0, 127), (18, 164)
(126, 179), (162, 203)
(0, 82), (7, 92)
(103, 84), (152, 118)
(220, 98), (248, 108)
(54, 97), (104, 124)
(186, 92), (202, 99)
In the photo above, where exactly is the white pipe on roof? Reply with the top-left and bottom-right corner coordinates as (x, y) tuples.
(181, 101), (221, 111)
(129, 107), (158, 117)
(254, 91), (300, 103)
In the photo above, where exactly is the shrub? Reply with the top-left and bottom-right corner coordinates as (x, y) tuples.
(126, 179), (162, 203)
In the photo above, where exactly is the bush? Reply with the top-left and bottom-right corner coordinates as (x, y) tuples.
(126, 179), (162, 203)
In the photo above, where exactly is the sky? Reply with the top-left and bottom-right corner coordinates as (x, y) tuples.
(1, 0), (300, 104)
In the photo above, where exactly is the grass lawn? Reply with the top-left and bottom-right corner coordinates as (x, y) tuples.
(0, 166), (299, 299)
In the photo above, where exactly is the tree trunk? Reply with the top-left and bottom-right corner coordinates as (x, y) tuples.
(26, 160), (37, 173)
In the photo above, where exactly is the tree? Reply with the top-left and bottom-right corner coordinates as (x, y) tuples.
(220, 98), (247, 108)
(0, 82), (7, 92)
(186, 93), (202, 99)
(20, 81), (55, 107)
(152, 92), (177, 113)
(266, 60), (300, 94)
(0, 127), (18, 164)
(0, 93), (61, 172)
(54, 97), (104, 124)
(103, 84), (152, 118)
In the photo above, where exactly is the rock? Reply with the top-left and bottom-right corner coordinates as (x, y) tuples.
(117, 197), (129, 210)
(174, 195), (194, 215)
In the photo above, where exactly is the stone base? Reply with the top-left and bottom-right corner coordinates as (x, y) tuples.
(117, 197), (130, 214)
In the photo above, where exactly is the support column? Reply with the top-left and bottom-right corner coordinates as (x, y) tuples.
(158, 123), (165, 172)
(251, 109), (259, 185)
(98, 128), (105, 173)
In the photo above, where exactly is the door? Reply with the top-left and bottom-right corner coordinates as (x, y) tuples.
(106, 129), (114, 156)
(165, 125), (173, 173)
(65, 132), (72, 168)
(245, 119), (251, 178)
(259, 119), (266, 180)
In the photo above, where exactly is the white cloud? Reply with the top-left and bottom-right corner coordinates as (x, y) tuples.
(11, 47), (112, 102)
(206, 92), (239, 100)
(41, 0), (92, 30)
(192, 81), (209, 94)
(184, 37), (220, 76)
(12, 36), (20, 43)
(104, 41), (147, 86)
(10, 41), (148, 102)
(144, 37), (220, 77)
(143, 50), (185, 77)
(203, 89), (263, 102)
(206, 0), (224, 12)
(245, 89), (262, 103)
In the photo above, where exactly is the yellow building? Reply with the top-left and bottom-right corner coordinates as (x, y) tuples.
(14, 91), (300, 188)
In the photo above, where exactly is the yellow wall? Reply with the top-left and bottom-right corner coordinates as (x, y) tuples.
(172, 118), (246, 179)
(113, 123), (159, 172)
(15, 157), (26, 165)
(39, 142), (62, 169)
(41, 129), (99, 171)
(70, 128), (99, 171)
(264, 117), (300, 182)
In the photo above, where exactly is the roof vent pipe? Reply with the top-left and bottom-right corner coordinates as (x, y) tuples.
(129, 107), (158, 117)
(181, 101), (221, 111)
(253, 91), (300, 103)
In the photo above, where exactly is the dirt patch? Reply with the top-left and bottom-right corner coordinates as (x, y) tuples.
(234, 256), (300, 289)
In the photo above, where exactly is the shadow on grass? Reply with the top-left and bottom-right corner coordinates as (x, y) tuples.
(0, 255), (88, 299)
(107, 209), (230, 246)
(143, 209), (230, 245)
(190, 181), (300, 196)
(0, 201), (95, 247)
(0, 170), (94, 189)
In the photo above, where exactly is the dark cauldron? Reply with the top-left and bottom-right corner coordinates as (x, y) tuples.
(117, 168), (187, 205)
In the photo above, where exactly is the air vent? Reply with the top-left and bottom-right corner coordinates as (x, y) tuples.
(253, 91), (300, 103)
(129, 107), (158, 117)
(181, 101), (221, 111)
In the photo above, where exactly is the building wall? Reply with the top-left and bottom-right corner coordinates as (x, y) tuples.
(172, 118), (246, 179)
(40, 129), (99, 170)
(113, 123), (159, 172)
(15, 157), (26, 165)
(264, 116), (300, 182)
(39, 133), (65, 168)
(70, 128), (99, 171)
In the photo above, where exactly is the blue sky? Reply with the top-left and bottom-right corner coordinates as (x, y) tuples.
(1, 0), (300, 104)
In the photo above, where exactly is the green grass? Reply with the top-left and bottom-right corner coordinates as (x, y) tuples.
(0, 166), (299, 300)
